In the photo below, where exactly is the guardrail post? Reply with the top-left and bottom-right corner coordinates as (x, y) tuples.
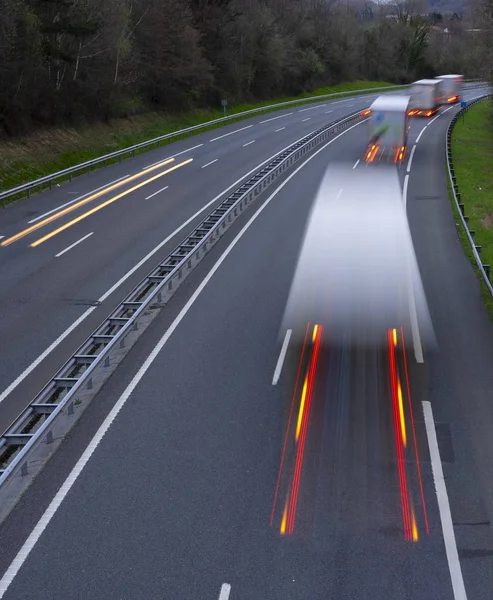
(484, 265), (490, 279)
(476, 245), (482, 256)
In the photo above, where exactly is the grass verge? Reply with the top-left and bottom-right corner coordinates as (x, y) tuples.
(449, 96), (493, 320)
(0, 80), (398, 202)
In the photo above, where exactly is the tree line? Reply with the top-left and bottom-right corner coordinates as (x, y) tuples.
(0, 0), (487, 138)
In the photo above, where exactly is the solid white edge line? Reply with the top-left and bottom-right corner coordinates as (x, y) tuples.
(0, 307), (97, 405)
(219, 584), (232, 600)
(0, 124), (325, 404)
(143, 144), (203, 169)
(415, 127), (427, 144)
(209, 125), (253, 143)
(145, 185), (169, 200)
(353, 159), (360, 169)
(243, 140), (255, 147)
(260, 113), (293, 124)
(406, 145), (417, 173)
(55, 232), (94, 258)
(423, 401), (468, 600)
(202, 159), (218, 169)
(299, 104), (326, 112)
(275, 127), (286, 132)
(403, 173), (410, 207)
(0, 117), (366, 597)
(272, 329), (292, 385)
(27, 174), (131, 224)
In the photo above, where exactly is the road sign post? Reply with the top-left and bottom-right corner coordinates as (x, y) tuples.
(221, 99), (228, 116)
(461, 100), (467, 125)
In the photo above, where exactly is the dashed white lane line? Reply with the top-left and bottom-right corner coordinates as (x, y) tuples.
(423, 401), (468, 600)
(0, 116), (367, 600)
(0, 236), (4, 240)
(144, 144), (203, 169)
(302, 118), (311, 122)
(209, 125), (253, 142)
(0, 130), (343, 407)
(336, 188), (343, 200)
(202, 159), (218, 169)
(353, 159), (360, 169)
(415, 127), (427, 144)
(403, 173), (410, 207)
(260, 113), (293, 124)
(243, 140), (255, 147)
(272, 329), (292, 385)
(55, 232), (93, 258)
(325, 110), (333, 114)
(145, 185), (169, 200)
(27, 174), (131, 224)
(406, 145), (417, 172)
(275, 127), (286, 132)
(299, 104), (326, 112)
(218, 584), (231, 600)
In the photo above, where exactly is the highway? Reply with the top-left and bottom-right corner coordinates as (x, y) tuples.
(0, 90), (388, 432)
(1, 84), (493, 599)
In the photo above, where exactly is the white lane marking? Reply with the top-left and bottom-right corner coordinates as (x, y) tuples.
(55, 232), (93, 258)
(302, 118), (311, 122)
(353, 159), (360, 169)
(347, 104), (354, 107)
(403, 173), (409, 207)
(144, 144), (203, 169)
(299, 104), (326, 112)
(0, 118), (367, 598)
(406, 145), (417, 172)
(209, 125), (253, 142)
(325, 110), (333, 114)
(272, 329), (292, 385)
(202, 159), (218, 169)
(145, 185), (169, 200)
(27, 174), (131, 224)
(429, 114), (441, 126)
(243, 140), (255, 147)
(218, 584), (232, 600)
(0, 236), (4, 240)
(0, 124), (333, 404)
(275, 127), (286, 132)
(423, 401), (468, 600)
(0, 306), (97, 405)
(260, 113), (293, 124)
(415, 127), (427, 144)
(336, 188), (343, 200)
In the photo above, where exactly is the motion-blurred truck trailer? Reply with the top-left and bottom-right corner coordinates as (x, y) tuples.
(409, 79), (442, 116)
(365, 95), (411, 164)
(434, 74), (463, 104)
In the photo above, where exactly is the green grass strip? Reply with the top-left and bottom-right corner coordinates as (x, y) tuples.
(0, 80), (399, 204)
(449, 97), (493, 320)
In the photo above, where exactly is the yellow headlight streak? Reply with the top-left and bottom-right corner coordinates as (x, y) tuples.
(1, 158), (176, 247)
(295, 376), (309, 442)
(397, 378), (407, 448)
(30, 158), (193, 247)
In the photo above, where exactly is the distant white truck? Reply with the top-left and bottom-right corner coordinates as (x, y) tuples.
(409, 79), (443, 116)
(365, 95), (411, 164)
(434, 74), (463, 104)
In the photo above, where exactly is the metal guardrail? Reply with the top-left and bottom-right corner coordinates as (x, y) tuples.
(0, 108), (367, 518)
(0, 84), (413, 207)
(446, 93), (493, 297)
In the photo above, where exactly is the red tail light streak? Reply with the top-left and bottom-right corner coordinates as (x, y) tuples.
(271, 323), (323, 535)
(388, 327), (429, 542)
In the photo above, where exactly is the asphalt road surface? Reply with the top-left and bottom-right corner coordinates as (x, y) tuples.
(0, 85), (492, 599)
(0, 88), (398, 432)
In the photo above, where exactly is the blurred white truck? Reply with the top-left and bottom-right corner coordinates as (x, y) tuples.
(366, 95), (411, 164)
(434, 74), (463, 104)
(409, 79), (443, 116)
